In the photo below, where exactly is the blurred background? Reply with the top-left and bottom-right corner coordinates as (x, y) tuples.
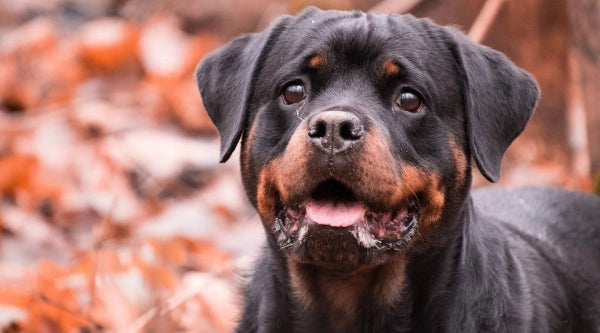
(0, 0), (598, 332)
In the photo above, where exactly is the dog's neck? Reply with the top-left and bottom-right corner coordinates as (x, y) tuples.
(288, 257), (409, 332)
(403, 197), (489, 328)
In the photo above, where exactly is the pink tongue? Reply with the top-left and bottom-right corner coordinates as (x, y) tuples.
(306, 200), (365, 227)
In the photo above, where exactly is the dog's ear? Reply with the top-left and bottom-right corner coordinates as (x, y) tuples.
(196, 18), (290, 163)
(449, 30), (540, 182)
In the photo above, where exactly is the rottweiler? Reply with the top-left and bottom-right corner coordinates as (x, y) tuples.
(196, 7), (600, 333)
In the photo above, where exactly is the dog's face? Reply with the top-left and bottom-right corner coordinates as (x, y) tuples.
(197, 8), (539, 270)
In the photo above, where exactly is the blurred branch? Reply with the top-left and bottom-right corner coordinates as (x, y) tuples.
(370, 0), (423, 14)
(39, 293), (102, 330)
(568, 0), (600, 192)
(126, 281), (200, 333)
(566, 52), (591, 185)
(468, 0), (506, 43)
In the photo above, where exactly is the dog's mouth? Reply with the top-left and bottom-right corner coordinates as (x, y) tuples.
(274, 179), (419, 262)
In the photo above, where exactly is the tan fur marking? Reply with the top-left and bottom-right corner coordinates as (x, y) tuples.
(319, 272), (363, 330)
(308, 53), (327, 69)
(381, 59), (400, 77)
(370, 257), (407, 306)
(288, 259), (407, 330)
(289, 261), (361, 329)
(399, 165), (424, 200)
(254, 123), (316, 225)
(256, 159), (281, 224)
(400, 165), (445, 227)
(358, 128), (402, 201)
(288, 261), (313, 309)
(449, 138), (467, 184)
(277, 123), (313, 202)
(241, 120), (259, 173)
(422, 175), (445, 225)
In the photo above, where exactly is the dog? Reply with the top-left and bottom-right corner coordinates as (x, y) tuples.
(196, 7), (600, 333)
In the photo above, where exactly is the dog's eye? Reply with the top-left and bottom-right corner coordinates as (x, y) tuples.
(282, 83), (306, 105)
(396, 91), (423, 113)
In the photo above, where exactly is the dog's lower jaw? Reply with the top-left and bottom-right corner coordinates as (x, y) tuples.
(288, 257), (408, 332)
(272, 201), (420, 269)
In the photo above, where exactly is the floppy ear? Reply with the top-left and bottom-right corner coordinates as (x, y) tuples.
(449, 30), (540, 182)
(196, 18), (290, 162)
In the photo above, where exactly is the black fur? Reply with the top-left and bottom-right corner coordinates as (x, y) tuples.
(196, 7), (600, 333)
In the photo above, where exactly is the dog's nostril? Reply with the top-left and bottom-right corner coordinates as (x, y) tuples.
(340, 120), (363, 141)
(308, 120), (327, 138)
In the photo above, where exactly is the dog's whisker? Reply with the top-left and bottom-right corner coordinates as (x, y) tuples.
(406, 183), (421, 210)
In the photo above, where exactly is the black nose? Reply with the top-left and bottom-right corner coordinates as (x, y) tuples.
(307, 111), (364, 154)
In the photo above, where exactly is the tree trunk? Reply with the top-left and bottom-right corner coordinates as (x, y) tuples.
(569, 0), (600, 193)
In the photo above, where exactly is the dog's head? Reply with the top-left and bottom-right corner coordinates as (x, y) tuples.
(196, 8), (539, 270)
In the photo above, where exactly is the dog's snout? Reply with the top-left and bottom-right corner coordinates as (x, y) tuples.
(307, 111), (363, 154)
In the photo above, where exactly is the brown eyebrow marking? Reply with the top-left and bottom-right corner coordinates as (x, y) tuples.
(380, 59), (400, 77)
(308, 53), (327, 69)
